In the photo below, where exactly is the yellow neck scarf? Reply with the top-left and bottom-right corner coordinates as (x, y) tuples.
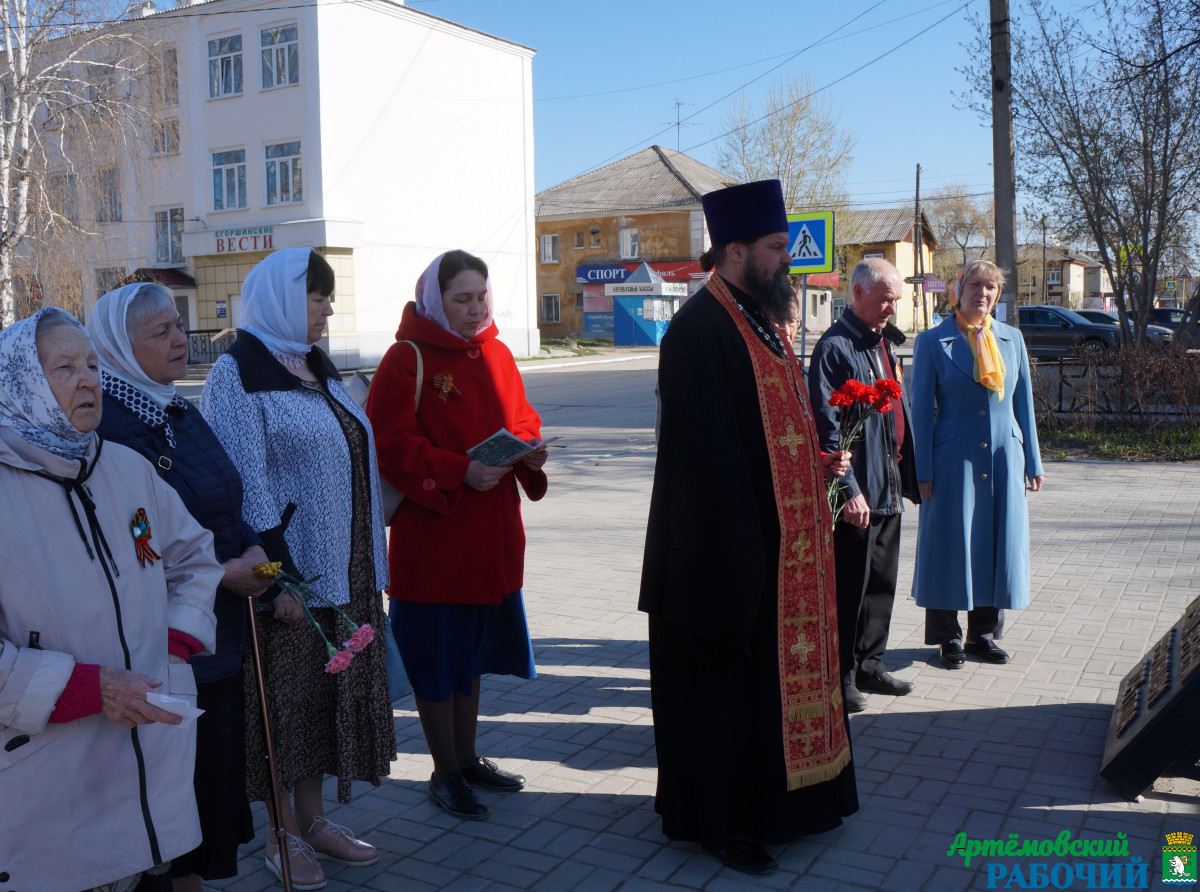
(957, 311), (1006, 398)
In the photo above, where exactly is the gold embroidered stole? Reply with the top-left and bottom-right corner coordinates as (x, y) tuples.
(707, 274), (851, 791)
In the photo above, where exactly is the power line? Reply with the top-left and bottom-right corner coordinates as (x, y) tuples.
(683, 0), (974, 154)
(571, 0), (893, 178)
(535, 0), (960, 103)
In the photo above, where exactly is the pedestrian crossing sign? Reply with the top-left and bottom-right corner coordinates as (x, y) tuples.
(787, 211), (835, 274)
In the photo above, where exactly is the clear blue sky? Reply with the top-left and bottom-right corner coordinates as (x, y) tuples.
(412, 0), (997, 208)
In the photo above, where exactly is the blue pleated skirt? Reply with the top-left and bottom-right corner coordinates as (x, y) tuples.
(391, 591), (537, 702)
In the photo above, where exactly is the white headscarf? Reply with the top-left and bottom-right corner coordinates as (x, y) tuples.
(0, 307), (95, 460)
(87, 284), (178, 409)
(240, 248), (315, 368)
(414, 251), (494, 340)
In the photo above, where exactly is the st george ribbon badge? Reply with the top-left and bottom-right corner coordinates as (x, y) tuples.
(131, 508), (161, 568)
(1164, 832), (1198, 885)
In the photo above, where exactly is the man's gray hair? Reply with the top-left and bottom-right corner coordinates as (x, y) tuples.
(851, 257), (900, 293)
(125, 283), (177, 333)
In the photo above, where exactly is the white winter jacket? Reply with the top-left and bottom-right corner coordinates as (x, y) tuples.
(0, 427), (220, 892)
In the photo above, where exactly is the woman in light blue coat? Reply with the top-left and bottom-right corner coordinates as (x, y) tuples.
(910, 260), (1044, 669)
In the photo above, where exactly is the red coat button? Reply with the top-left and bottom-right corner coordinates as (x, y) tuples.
(468, 348), (481, 359)
(422, 478), (436, 492)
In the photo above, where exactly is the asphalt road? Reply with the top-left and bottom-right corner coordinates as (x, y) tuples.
(518, 355), (660, 463)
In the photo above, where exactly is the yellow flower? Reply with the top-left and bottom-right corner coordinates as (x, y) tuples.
(253, 561), (283, 578)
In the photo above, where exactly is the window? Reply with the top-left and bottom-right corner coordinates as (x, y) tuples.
(95, 267), (125, 296)
(589, 226), (601, 248)
(148, 47), (179, 106)
(619, 227), (639, 259)
(212, 149), (247, 210)
(48, 171), (80, 223)
(265, 141), (302, 205)
(151, 119), (180, 156)
(541, 294), (561, 324)
(540, 234), (558, 263)
(95, 165), (121, 222)
(575, 294), (584, 309)
(1048, 266), (1062, 285)
(261, 25), (299, 89)
(85, 62), (117, 108)
(574, 232), (584, 248)
(208, 35), (244, 98)
(155, 207), (185, 264)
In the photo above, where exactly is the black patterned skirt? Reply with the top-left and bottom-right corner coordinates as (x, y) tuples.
(244, 590), (395, 804)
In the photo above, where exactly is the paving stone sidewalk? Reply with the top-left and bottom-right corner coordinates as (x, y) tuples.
(212, 392), (1200, 891)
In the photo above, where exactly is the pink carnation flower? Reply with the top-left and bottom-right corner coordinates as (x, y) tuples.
(324, 649), (355, 674)
(344, 623), (375, 653)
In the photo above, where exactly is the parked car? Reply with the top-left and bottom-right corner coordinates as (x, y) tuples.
(1127, 307), (1188, 330)
(1016, 305), (1120, 358)
(1074, 309), (1174, 347)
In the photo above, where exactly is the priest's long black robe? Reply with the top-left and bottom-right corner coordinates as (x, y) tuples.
(639, 282), (858, 849)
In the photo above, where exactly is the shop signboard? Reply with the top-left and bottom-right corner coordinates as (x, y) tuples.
(583, 312), (614, 334)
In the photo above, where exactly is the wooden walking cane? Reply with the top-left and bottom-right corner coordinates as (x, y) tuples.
(246, 600), (293, 892)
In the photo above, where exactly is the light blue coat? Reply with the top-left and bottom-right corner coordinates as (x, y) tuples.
(910, 316), (1043, 610)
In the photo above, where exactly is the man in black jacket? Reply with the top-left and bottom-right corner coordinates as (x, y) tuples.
(809, 257), (921, 713)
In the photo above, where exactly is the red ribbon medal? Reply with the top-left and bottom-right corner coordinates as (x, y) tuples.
(130, 508), (161, 568)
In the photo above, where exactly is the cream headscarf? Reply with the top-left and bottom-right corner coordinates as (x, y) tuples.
(414, 251), (494, 340)
(949, 265), (1006, 398)
(88, 283), (178, 409)
(240, 248), (316, 368)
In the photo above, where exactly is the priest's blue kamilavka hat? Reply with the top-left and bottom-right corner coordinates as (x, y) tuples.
(701, 179), (788, 247)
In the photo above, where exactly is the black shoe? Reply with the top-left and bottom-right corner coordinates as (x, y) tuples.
(428, 773), (489, 820)
(711, 840), (778, 876)
(857, 669), (914, 696)
(938, 642), (966, 669)
(842, 683), (867, 714)
(461, 755), (525, 793)
(965, 639), (1011, 664)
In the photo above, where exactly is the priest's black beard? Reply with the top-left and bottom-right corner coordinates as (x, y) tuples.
(742, 257), (796, 322)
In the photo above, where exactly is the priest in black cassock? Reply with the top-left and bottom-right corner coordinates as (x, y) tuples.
(639, 179), (858, 876)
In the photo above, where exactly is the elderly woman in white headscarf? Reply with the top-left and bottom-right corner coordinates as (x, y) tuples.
(200, 248), (393, 889)
(88, 283), (272, 891)
(0, 308), (220, 892)
(366, 250), (547, 824)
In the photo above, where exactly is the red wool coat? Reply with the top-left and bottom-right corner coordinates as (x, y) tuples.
(367, 303), (547, 604)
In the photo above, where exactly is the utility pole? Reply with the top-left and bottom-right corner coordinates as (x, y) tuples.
(1041, 215), (1047, 304)
(990, 0), (1018, 326)
(913, 164), (928, 330)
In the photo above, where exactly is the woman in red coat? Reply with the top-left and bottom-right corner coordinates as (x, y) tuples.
(367, 250), (548, 822)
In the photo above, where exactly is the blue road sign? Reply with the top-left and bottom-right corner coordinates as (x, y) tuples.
(787, 212), (835, 274)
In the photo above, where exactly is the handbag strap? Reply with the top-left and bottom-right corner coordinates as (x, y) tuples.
(400, 339), (423, 411)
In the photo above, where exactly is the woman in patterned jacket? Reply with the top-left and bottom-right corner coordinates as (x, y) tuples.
(201, 248), (394, 890)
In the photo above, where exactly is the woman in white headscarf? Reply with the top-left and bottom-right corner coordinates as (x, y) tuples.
(201, 249), (394, 890)
(0, 308), (221, 892)
(366, 250), (547, 823)
(89, 283), (272, 891)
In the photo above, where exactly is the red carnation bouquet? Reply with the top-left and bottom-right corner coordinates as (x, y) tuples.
(826, 378), (903, 526)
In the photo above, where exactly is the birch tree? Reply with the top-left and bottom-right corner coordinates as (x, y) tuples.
(1, 0), (154, 327)
(715, 73), (857, 214)
(925, 183), (995, 280)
